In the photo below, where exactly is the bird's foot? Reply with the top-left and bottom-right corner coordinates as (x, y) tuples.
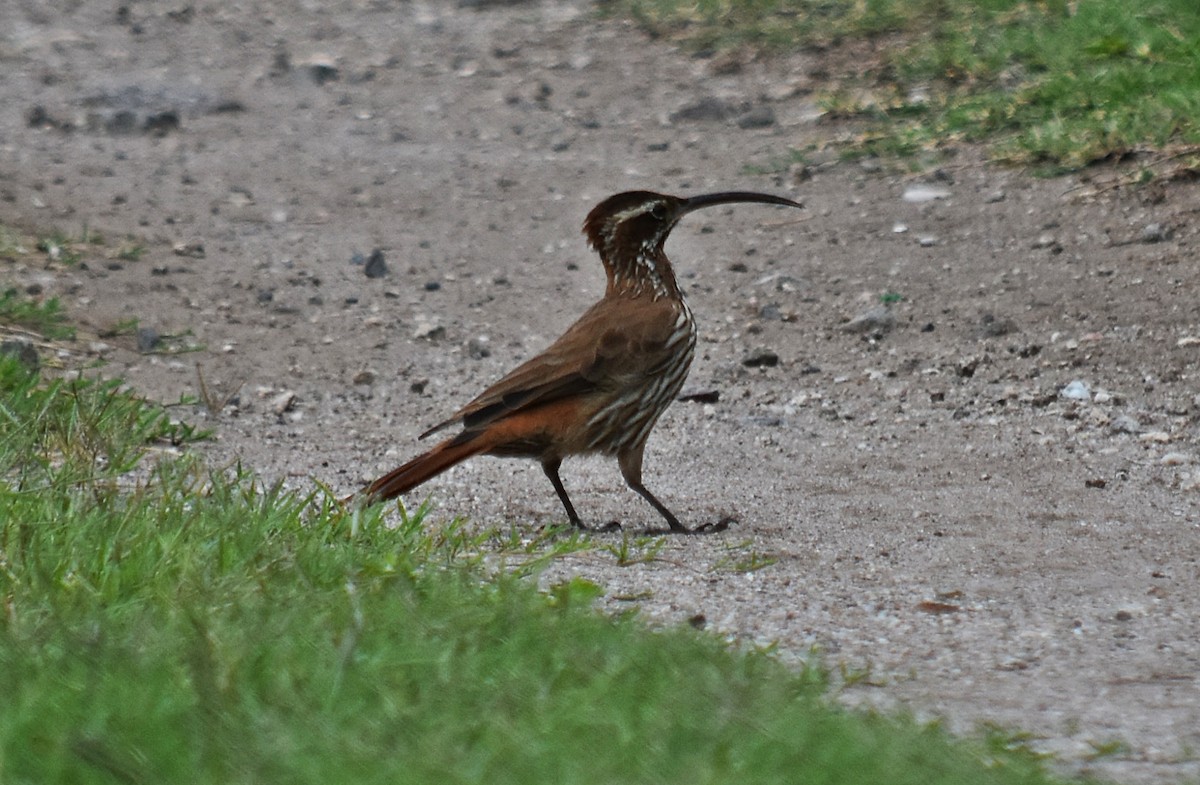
(688, 516), (735, 535)
(641, 516), (734, 536)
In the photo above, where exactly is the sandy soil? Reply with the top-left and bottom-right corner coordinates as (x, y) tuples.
(3, 2), (1199, 782)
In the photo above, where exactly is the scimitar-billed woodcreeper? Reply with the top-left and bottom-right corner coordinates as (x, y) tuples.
(353, 190), (803, 534)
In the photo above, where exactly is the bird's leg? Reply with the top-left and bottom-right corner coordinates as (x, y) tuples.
(617, 448), (728, 535)
(542, 457), (623, 533)
(541, 457), (582, 527)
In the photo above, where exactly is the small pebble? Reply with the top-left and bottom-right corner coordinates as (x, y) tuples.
(413, 319), (445, 340)
(902, 185), (951, 203)
(842, 306), (895, 334)
(467, 336), (491, 359)
(1140, 223), (1171, 244)
(678, 389), (720, 404)
(173, 241), (205, 258)
(271, 390), (297, 414)
(364, 249), (388, 278)
(669, 96), (735, 123)
(758, 304), (783, 321)
(735, 105), (776, 129)
(1110, 415), (1141, 435)
(136, 326), (161, 353)
(1060, 380), (1091, 401)
(742, 349), (779, 368)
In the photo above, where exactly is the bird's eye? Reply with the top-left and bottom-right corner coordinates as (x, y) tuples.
(649, 203), (667, 220)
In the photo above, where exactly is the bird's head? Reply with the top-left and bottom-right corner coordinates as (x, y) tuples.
(581, 189), (802, 296)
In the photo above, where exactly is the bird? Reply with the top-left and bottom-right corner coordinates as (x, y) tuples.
(353, 189), (803, 533)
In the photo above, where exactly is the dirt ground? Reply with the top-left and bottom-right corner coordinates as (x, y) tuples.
(3, 1), (1199, 781)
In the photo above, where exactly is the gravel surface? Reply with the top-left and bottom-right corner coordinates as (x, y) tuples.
(3, 2), (1199, 781)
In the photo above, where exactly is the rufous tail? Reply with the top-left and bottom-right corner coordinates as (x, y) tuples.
(355, 431), (488, 504)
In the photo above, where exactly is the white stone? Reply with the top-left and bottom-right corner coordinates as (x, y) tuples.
(1060, 380), (1091, 401)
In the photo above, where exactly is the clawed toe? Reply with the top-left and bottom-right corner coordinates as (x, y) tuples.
(638, 516), (734, 536)
(678, 516), (734, 535)
(569, 516), (733, 536)
(690, 516), (735, 534)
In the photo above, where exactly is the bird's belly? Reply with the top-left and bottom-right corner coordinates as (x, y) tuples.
(581, 341), (695, 455)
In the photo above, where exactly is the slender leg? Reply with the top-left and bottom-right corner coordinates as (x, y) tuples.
(617, 447), (691, 533)
(541, 457), (583, 528)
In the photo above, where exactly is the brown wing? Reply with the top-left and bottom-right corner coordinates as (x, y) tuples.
(420, 296), (683, 439)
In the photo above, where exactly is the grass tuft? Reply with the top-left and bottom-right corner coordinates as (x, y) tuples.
(609, 0), (1200, 172)
(0, 288), (75, 340)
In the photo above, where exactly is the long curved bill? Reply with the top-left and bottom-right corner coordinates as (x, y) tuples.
(681, 191), (803, 214)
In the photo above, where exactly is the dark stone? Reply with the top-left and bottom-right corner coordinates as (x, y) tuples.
(669, 96), (736, 123)
(976, 312), (1017, 338)
(467, 337), (490, 359)
(1, 340), (39, 370)
(364, 249), (387, 278)
(143, 110), (180, 135)
(307, 63), (339, 85)
(136, 326), (161, 352)
(742, 349), (779, 368)
(677, 388), (720, 404)
(736, 105), (776, 129)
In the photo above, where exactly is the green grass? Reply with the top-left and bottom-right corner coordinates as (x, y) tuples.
(0, 352), (1085, 784)
(36, 230), (84, 266)
(610, 0), (1200, 172)
(115, 243), (146, 262)
(0, 288), (75, 340)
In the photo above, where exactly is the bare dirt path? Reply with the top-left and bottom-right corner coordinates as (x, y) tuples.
(3, 2), (1199, 781)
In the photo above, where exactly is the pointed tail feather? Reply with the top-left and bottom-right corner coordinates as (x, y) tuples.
(356, 431), (488, 504)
